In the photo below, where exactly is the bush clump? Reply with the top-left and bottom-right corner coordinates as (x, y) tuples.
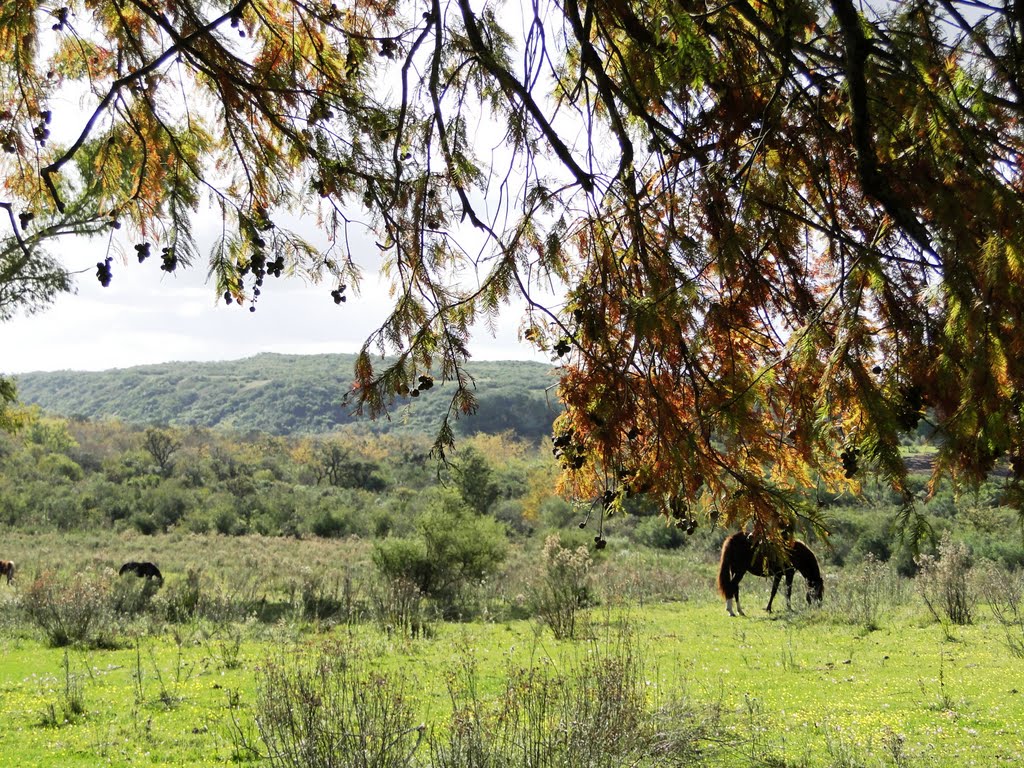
(372, 494), (508, 618)
(21, 569), (121, 648)
(530, 534), (594, 639)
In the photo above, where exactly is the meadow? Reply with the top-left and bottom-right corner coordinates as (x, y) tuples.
(0, 531), (1021, 767)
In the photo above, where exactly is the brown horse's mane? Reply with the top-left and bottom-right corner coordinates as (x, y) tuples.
(789, 539), (823, 584)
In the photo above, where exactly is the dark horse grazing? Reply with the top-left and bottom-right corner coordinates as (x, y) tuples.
(0, 560), (13, 584)
(716, 532), (823, 616)
(119, 561), (163, 582)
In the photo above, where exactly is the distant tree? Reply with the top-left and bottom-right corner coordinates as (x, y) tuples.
(0, 377), (28, 434)
(315, 441), (387, 492)
(454, 446), (500, 516)
(456, 392), (559, 443)
(2, 2), (1024, 535)
(142, 427), (180, 478)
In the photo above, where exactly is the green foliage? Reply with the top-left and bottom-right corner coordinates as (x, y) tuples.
(633, 516), (689, 550)
(0, 376), (27, 434)
(372, 491), (508, 615)
(453, 446), (500, 515)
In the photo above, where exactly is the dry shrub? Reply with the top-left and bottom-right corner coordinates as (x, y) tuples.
(254, 639), (423, 768)
(530, 534), (594, 639)
(974, 560), (1024, 657)
(432, 618), (717, 767)
(915, 534), (976, 628)
(829, 555), (904, 630)
(21, 568), (120, 647)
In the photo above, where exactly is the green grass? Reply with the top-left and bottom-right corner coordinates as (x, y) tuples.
(0, 590), (1021, 766)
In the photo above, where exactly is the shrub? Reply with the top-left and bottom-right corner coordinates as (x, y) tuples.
(369, 575), (430, 638)
(372, 498), (508, 617)
(530, 534), (594, 639)
(158, 567), (204, 623)
(109, 572), (162, 618)
(130, 513), (159, 536)
(432, 619), (715, 767)
(829, 555), (899, 630)
(21, 569), (120, 648)
(915, 534), (976, 627)
(633, 516), (688, 550)
(310, 510), (350, 539)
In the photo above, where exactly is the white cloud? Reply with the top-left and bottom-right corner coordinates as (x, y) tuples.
(0, 244), (550, 374)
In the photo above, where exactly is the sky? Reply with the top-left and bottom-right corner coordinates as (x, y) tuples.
(0, 229), (551, 375)
(0, 7), (560, 377)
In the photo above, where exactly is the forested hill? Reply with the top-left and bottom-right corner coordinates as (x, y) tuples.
(11, 353), (561, 441)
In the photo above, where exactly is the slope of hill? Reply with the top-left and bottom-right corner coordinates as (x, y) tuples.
(11, 353), (561, 440)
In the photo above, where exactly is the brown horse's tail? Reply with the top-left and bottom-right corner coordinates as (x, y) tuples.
(716, 536), (733, 598)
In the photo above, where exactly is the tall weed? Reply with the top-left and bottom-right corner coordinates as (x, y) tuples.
(433, 617), (719, 767)
(975, 560), (1024, 657)
(254, 638), (423, 768)
(829, 555), (902, 630)
(529, 534), (594, 639)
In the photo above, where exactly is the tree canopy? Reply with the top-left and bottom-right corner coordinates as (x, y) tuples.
(2, 0), (1024, 539)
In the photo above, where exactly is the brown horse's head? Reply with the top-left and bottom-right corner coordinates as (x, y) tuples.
(806, 578), (824, 606)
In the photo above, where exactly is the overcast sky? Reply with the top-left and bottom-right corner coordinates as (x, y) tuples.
(0, 11), (561, 377)
(0, 232), (550, 375)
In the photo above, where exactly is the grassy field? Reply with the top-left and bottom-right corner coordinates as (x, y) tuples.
(0, 532), (1020, 768)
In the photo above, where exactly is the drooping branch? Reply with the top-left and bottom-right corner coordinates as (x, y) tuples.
(455, 0), (595, 193)
(40, 0), (250, 213)
(829, 0), (936, 257)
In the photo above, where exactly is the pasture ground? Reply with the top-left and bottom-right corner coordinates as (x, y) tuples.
(0, 570), (1020, 766)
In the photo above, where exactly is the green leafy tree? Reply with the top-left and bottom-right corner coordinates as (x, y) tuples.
(2, 2), (1024, 534)
(454, 446), (500, 515)
(0, 377), (28, 434)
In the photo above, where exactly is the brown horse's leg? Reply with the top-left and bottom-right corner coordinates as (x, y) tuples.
(766, 573), (780, 612)
(784, 569), (795, 610)
(724, 570), (746, 616)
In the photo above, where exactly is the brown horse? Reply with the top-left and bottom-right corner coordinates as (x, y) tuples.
(0, 560), (14, 584)
(716, 532), (823, 616)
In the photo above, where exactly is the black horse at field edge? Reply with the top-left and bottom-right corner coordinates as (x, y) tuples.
(716, 532), (823, 616)
(119, 561), (163, 582)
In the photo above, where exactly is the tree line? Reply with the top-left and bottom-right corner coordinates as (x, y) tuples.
(0, 411), (564, 540)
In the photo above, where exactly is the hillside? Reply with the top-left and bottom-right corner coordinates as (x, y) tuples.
(11, 353), (562, 440)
